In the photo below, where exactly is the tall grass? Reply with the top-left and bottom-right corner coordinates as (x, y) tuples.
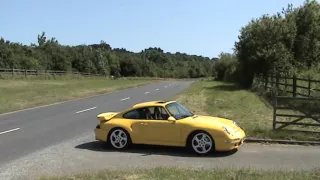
(39, 167), (320, 180)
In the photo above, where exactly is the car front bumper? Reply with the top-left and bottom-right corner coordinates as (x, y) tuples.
(215, 130), (246, 151)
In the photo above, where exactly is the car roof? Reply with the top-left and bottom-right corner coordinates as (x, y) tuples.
(132, 100), (176, 108)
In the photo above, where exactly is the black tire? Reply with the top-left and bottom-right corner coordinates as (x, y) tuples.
(187, 131), (215, 156)
(107, 127), (132, 150)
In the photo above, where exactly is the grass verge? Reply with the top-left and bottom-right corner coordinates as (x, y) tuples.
(174, 80), (320, 141)
(39, 167), (320, 180)
(0, 78), (155, 114)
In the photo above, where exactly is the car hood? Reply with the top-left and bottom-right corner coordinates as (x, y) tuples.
(185, 115), (240, 131)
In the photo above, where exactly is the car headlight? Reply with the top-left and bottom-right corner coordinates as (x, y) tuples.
(233, 121), (239, 127)
(222, 126), (231, 134)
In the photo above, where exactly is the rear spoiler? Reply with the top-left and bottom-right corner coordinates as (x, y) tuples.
(97, 112), (118, 122)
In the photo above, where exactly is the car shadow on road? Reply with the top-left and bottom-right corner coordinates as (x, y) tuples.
(75, 141), (238, 158)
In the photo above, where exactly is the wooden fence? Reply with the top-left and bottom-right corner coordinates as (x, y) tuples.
(254, 73), (320, 132)
(0, 68), (110, 78)
(0, 68), (201, 81)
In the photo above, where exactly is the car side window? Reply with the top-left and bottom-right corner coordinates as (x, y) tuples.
(143, 107), (154, 120)
(160, 107), (168, 115)
(159, 107), (169, 120)
(123, 106), (170, 120)
(153, 106), (170, 120)
(123, 109), (141, 119)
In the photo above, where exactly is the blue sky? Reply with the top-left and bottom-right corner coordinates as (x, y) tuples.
(1, 0), (308, 58)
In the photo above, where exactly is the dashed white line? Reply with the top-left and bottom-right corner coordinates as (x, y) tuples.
(76, 107), (97, 114)
(121, 97), (131, 101)
(156, 88), (159, 91)
(0, 128), (20, 135)
(145, 92), (150, 94)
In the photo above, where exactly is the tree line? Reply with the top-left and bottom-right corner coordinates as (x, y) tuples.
(215, 0), (320, 88)
(0, 33), (217, 78)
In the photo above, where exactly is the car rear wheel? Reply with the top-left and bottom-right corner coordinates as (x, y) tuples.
(188, 131), (214, 155)
(108, 128), (131, 149)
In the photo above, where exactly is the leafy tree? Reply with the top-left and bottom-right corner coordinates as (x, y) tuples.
(233, 0), (320, 88)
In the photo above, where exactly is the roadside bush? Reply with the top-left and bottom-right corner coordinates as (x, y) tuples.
(223, 60), (239, 83)
(214, 52), (238, 81)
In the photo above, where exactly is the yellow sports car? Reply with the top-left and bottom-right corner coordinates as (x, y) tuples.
(94, 100), (246, 155)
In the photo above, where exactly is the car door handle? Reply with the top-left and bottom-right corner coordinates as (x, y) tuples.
(140, 123), (148, 125)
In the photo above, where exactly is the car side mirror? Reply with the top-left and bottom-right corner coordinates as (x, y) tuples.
(167, 116), (176, 122)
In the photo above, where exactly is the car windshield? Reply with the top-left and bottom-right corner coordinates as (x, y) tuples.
(165, 102), (194, 120)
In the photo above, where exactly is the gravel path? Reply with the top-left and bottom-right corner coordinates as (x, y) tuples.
(1, 131), (319, 180)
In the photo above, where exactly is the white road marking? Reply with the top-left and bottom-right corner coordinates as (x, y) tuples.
(121, 97), (131, 101)
(76, 107), (97, 114)
(156, 88), (159, 91)
(242, 150), (258, 153)
(165, 86), (167, 88)
(0, 128), (20, 135)
(145, 92), (150, 94)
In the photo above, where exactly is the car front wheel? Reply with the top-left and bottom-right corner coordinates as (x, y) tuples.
(189, 131), (214, 155)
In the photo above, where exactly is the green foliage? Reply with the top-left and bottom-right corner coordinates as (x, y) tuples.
(0, 33), (215, 78)
(233, 0), (320, 88)
(214, 52), (238, 82)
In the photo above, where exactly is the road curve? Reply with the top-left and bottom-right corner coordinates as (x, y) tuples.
(0, 80), (193, 167)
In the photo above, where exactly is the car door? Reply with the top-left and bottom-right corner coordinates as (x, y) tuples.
(143, 106), (182, 146)
(122, 108), (149, 144)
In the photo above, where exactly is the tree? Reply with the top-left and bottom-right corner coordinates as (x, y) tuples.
(233, 0), (320, 88)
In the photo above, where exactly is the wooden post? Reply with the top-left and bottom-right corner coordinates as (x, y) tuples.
(308, 75), (311, 97)
(285, 77), (287, 90)
(292, 75), (297, 97)
(272, 94), (278, 130)
(276, 73), (280, 91)
(271, 73), (274, 88)
(264, 74), (268, 90)
(24, 69), (27, 77)
(273, 73), (280, 130)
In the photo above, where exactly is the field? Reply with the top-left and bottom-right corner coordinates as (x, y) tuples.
(0, 77), (155, 114)
(174, 80), (320, 141)
(39, 167), (320, 180)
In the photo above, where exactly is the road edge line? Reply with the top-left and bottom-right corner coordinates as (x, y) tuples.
(244, 137), (320, 146)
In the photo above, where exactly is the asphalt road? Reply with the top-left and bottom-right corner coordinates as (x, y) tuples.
(0, 80), (193, 167)
(0, 132), (319, 180)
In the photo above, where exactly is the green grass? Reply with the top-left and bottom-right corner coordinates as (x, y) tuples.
(39, 167), (320, 180)
(0, 77), (155, 114)
(174, 80), (320, 141)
